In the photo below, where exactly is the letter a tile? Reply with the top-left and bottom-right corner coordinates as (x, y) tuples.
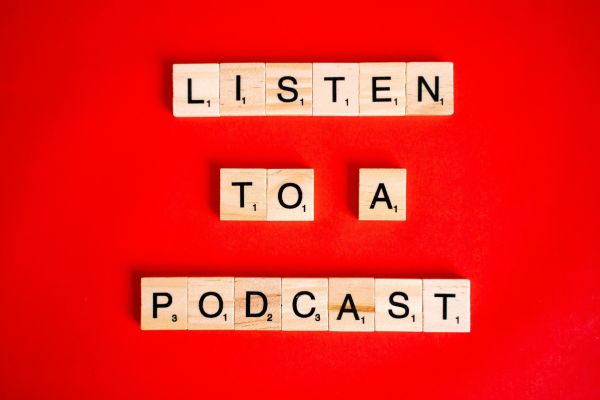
(359, 168), (406, 221)
(328, 278), (374, 332)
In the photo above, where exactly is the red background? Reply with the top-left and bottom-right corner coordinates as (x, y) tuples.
(1, 0), (599, 398)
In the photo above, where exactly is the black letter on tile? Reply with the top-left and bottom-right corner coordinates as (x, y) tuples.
(236, 75), (242, 101)
(278, 183), (302, 209)
(292, 291), (316, 318)
(337, 294), (360, 320)
(434, 293), (456, 320)
(418, 76), (439, 102)
(152, 293), (172, 318)
(370, 183), (393, 209)
(246, 291), (268, 317)
(199, 292), (224, 318)
(278, 76), (299, 103)
(324, 77), (345, 102)
(388, 291), (410, 319)
(232, 182), (253, 208)
(372, 77), (392, 102)
(187, 78), (205, 104)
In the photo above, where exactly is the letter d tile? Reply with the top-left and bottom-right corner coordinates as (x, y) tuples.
(234, 278), (281, 330)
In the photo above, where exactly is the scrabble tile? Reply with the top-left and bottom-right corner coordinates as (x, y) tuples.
(265, 63), (312, 115)
(141, 277), (188, 330)
(406, 62), (454, 115)
(423, 279), (470, 332)
(359, 168), (407, 221)
(188, 277), (234, 330)
(219, 63), (265, 116)
(359, 62), (406, 116)
(282, 278), (328, 331)
(267, 169), (314, 221)
(173, 64), (220, 117)
(220, 169), (267, 221)
(234, 278), (281, 330)
(328, 278), (374, 332)
(375, 279), (423, 332)
(313, 63), (359, 116)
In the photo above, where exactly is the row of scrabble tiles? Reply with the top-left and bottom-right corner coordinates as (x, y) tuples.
(173, 62), (453, 117)
(221, 168), (406, 221)
(142, 277), (470, 332)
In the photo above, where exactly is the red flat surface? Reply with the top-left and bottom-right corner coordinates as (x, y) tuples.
(1, 1), (599, 398)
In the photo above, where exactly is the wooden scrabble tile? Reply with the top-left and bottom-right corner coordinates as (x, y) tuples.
(282, 278), (328, 331)
(359, 62), (406, 116)
(234, 278), (281, 330)
(219, 63), (265, 116)
(312, 63), (359, 116)
(267, 169), (314, 221)
(220, 169), (267, 221)
(423, 279), (470, 332)
(328, 278), (374, 332)
(141, 277), (188, 330)
(265, 63), (312, 115)
(406, 62), (454, 115)
(188, 277), (234, 330)
(359, 168), (407, 221)
(375, 279), (423, 332)
(173, 64), (220, 117)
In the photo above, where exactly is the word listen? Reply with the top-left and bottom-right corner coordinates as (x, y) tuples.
(221, 168), (406, 221)
(141, 277), (470, 332)
(173, 62), (453, 117)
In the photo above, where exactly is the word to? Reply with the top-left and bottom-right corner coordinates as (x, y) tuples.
(141, 277), (470, 332)
(173, 62), (453, 117)
(221, 168), (406, 221)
